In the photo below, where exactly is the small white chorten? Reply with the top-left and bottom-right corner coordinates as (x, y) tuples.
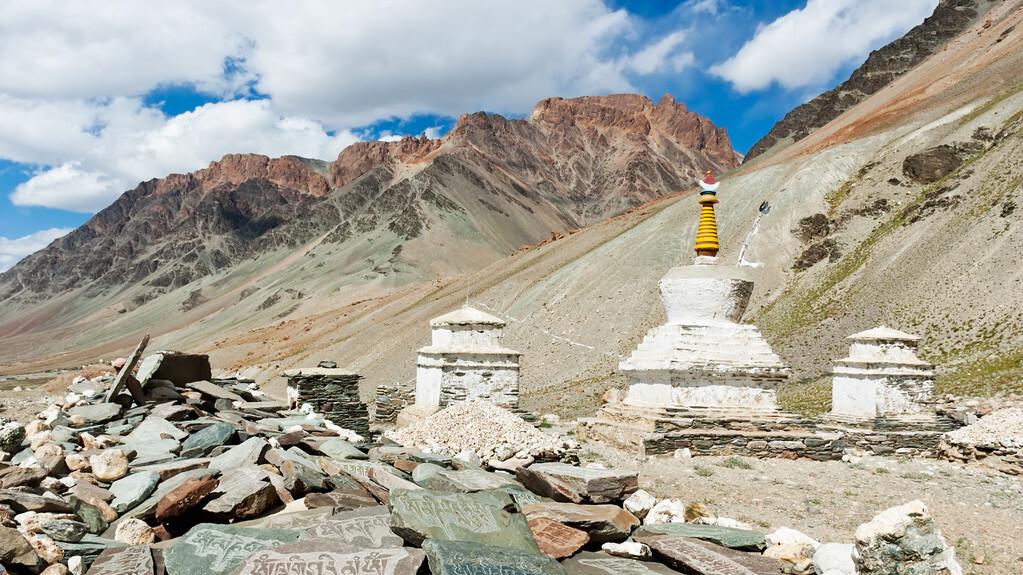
(829, 326), (935, 419)
(414, 306), (521, 410)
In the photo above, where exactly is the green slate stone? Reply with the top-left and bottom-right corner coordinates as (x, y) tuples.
(56, 535), (125, 570)
(418, 468), (520, 493)
(635, 523), (766, 551)
(317, 437), (368, 460)
(180, 422), (236, 457)
(389, 488), (539, 552)
(109, 471), (160, 513)
(162, 523), (300, 575)
(423, 539), (567, 575)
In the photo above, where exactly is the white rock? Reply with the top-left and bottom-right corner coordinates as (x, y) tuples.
(601, 541), (651, 559)
(813, 543), (855, 575)
(644, 498), (685, 525)
(710, 516), (756, 530)
(68, 556), (85, 575)
(89, 449), (129, 482)
(114, 517), (155, 545)
(673, 448), (692, 460)
(453, 449), (481, 469)
(766, 526), (821, 549)
(623, 489), (656, 520)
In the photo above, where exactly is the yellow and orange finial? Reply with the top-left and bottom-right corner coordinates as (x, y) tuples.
(695, 170), (720, 257)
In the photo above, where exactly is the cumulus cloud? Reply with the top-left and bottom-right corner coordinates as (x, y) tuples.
(4, 98), (358, 212)
(0, 228), (73, 272)
(711, 0), (937, 92)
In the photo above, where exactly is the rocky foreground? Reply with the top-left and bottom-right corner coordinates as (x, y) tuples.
(0, 363), (970, 575)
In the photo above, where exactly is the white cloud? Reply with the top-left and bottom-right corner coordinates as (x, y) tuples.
(5, 98), (358, 212)
(711, 0), (938, 92)
(0, 227), (73, 272)
(625, 31), (694, 75)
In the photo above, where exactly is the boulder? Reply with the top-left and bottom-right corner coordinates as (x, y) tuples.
(528, 517), (590, 559)
(389, 489), (539, 552)
(90, 449), (130, 482)
(853, 500), (962, 575)
(0, 489), (73, 513)
(0, 524), (42, 571)
(623, 489), (656, 520)
(516, 463), (638, 504)
(113, 517), (154, 545)
(644, 498), (685, 525)
(522, 502), (639, 543)
(40, 519), (89, 542)
(813, 543), (855, 575)
(0, 466), (48, 489)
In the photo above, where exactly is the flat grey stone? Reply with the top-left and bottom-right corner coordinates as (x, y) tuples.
(563, 552), (684, 575)
(304, 505), (403, 548)
(56, 535), (125, 570)
(635, 524), (766, 551)
(109, 471), (161, 513)
(207, 436), (268, 472)
(162, 523), (299, 575)
(88, 543), (154, 575)
(516, 463), (638, 504)
(423, 539), (567, 575)
(41, 518), (89, 542)
(231, 541), (425, 575)
(180, 422), (236, 456)
(316, 437), (368, 460)
(125, 417), (188, 442)
(389, 488), (539, 552)
(68, 403), (122, 424)
(418, 467), (520, 492)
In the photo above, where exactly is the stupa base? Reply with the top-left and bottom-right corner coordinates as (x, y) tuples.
(578, 401), (842, 459)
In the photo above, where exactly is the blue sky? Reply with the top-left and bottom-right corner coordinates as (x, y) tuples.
(0, 0), (938, 270)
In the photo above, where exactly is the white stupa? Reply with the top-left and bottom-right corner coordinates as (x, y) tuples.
(829, 326), (935, 419)
(618, 263), (790, 411)
(413, 306), (521, 411)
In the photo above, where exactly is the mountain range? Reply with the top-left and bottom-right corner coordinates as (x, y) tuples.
(1, 0), (1020, 415)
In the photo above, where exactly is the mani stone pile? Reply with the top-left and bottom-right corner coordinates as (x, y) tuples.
(0, 359), (964, 575)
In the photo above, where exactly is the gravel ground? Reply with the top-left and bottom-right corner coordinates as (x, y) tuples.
(581, 441), (1023, 575)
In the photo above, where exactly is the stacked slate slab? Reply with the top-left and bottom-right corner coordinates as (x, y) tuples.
(375, 383), (415, 425)
(282, 367), (368, 437)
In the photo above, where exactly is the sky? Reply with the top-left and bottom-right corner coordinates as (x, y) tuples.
(0, 0), (939, 271)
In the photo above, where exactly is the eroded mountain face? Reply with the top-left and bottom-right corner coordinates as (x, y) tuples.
(744, 0), (991, 161)
(0, 94), (736, 350)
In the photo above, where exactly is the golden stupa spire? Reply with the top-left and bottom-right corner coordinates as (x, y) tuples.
(694, 170), (720, 257)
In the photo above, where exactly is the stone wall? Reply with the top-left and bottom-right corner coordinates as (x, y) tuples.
(644, 431), (844, 460)
(285, 371), (369, 437)
(375, 383), (415, 425)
